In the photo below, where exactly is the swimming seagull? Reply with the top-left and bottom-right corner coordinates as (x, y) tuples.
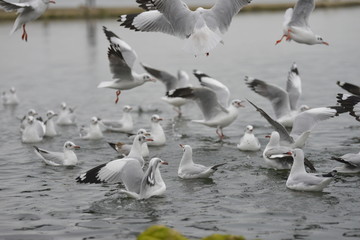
(118, 0), (252, 56)
(286, 149), (336, 192)
(336, 81), (360, 96)
(108, 129), (152, 160)
(56, 102), (76, 126)
(247, 99), (346, 149)
(0, 0), (55, 41)
(21, 116), (45, 143)
(99, 105), (134, 133)
(178, 144), (226, 179)
(237, 125), (261, 151)
(141, 63), (191, 115)
(2, 87), (19, 105)
(98, 26), (155, 103)
(336, 94), (360, 122)
(79, 117), (103, 140)
(331, 151), (360, 174)
(167, 70), (244, 139)
(262, 131), (315, 171)
(275, 0), (329, 46)
(34, 141), (80, 166)
(44, 110), (58, 137)
(147, 114), (166, 146)
(245, 62), (309, 127)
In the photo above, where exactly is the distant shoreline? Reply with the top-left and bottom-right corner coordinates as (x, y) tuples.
(0, 1), (359, 21)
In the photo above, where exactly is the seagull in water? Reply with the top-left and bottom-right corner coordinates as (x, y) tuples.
(168, 70), (244, 139)
(118, 0), (252, 56)
(147, 114), (166, 146)
(80, 117), (103, 140)
(331, 151), (360, 174)
(178, 144), (226, 179)
(34, 141), (80, 166)
(2, 87), (19, 105)
(44, 110), (58, 137)
(0, 0), (55, 41)
(245, 62), (309, 127)
(21, 115), (45, 143)
(237, 125), (261, 151)
(275, 0), (328, 46)
(141, 63), (191, 116)
(286, 149), (336, 192)
(98, 26), (155, 103)
(56, 102), (76, 126)
(99, 105), (134, 133)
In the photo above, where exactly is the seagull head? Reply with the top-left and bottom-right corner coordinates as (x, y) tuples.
(231, 100), (245, 108)
(245, 125), (254, 133)
(64, 141), (80, 150)
(151, 114), (163, 123)
(123, 105), (133, 112)
(315, 35), (329, 46)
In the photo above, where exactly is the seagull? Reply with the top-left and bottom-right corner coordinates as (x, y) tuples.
(286, 149), (336, 192)
(21, 115), (45, 143)
(147, 114), (166, 146)
(56, 102), (76, 126)
(99, 105), (134, 133)
(275, 0), (328, 46)
(79, 117), (103, 140)
(2, 87), (19, 105)
(337, 94), (360, 122)
(34, 141), (80, 166)
(44, 110), (58, 137)
(0, 0), (55, 41)
(178, 144), (226, 179)
(167, 70), (244, 139)
(263, 131), (315, 171)
(245, 62), (309, 127)
(108, 129), (152, 159)
(141, 63), (191, 115)
(248, 99), (346, 149)
(237, 125), (261, 151)
(98, 26), (155, 103)
(20, 109), (39, 132)
(118, 0), (252, 56)
(336, 81), (360, 96)
(331, 151), (360, 174)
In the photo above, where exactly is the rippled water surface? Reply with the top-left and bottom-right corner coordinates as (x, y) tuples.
(0, 7), (360, 240)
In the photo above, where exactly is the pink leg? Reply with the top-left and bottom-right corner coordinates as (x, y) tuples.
(21, 24), (28, 41)
(275, 34), (286, 45)
(285, 29), (292, 41)
(115, 90), (121, 104)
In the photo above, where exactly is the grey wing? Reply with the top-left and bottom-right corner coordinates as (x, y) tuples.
(286, 63), (302, 111)
(204, 0), (252, 33)
(34, 147), (64, 165)
(290, 106), (344, 138)
(288, 0), (315, 27)
(103, 26), (138, 68)
(119, 11), (175, 36)
(0, 0), (31, 12)
(151, 0), (195, 38)
(245, 76), (291, 119)
(193, 70), (230, 107)
(141, 64), (178, 91)
(107, 45), (134, 82)
(97, 158), (142, 184)
(247, 99), (294, 144)
(119, 160), (144, 193)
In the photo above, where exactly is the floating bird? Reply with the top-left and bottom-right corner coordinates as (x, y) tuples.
(34, 141), (80, 166)
(168, 70), (244, 139)
(248, 99), (346, 149)
(336, 81), (360, 96)
(263, 131), (315, 171)
(2, 87), (19, 105)
(245, 63), (309, 127)
(331, 151), (360, 174)
(118, 0), (252, 56)
(141, 63), (191, 115)
(108, 129), (152, 161)
(21, 116), (45, 143)
(147, 114), (166, 146)
(20, 108), (38, 132)
(98, 26), (155, 103)
(56, 102), (76, 126)
(100, 105), (134, 133)
(336, 94), (360, 122)
(178, 144), (226, 179)
(80, 117), (103, 140)
(275, 0), (328, 46)
(0, 0), (55, 41)
(286, 149), (336, 191)
(44, 110), (58, 137)
(237, 125), (261, 151)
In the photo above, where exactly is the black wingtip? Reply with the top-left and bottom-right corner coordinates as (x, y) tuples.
(107, 142), (117, 152)
(103, 26), (120, 43)
(322, 170), (337, 178)
(76, 163), (107, 184)
(167, 87), (194, 98)
(211, 163), (226, 171)
(118, 14), (141, 32)
(193, 70), (210, 83)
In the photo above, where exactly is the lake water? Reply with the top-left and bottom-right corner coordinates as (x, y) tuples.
(0, 7), (360, 240)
